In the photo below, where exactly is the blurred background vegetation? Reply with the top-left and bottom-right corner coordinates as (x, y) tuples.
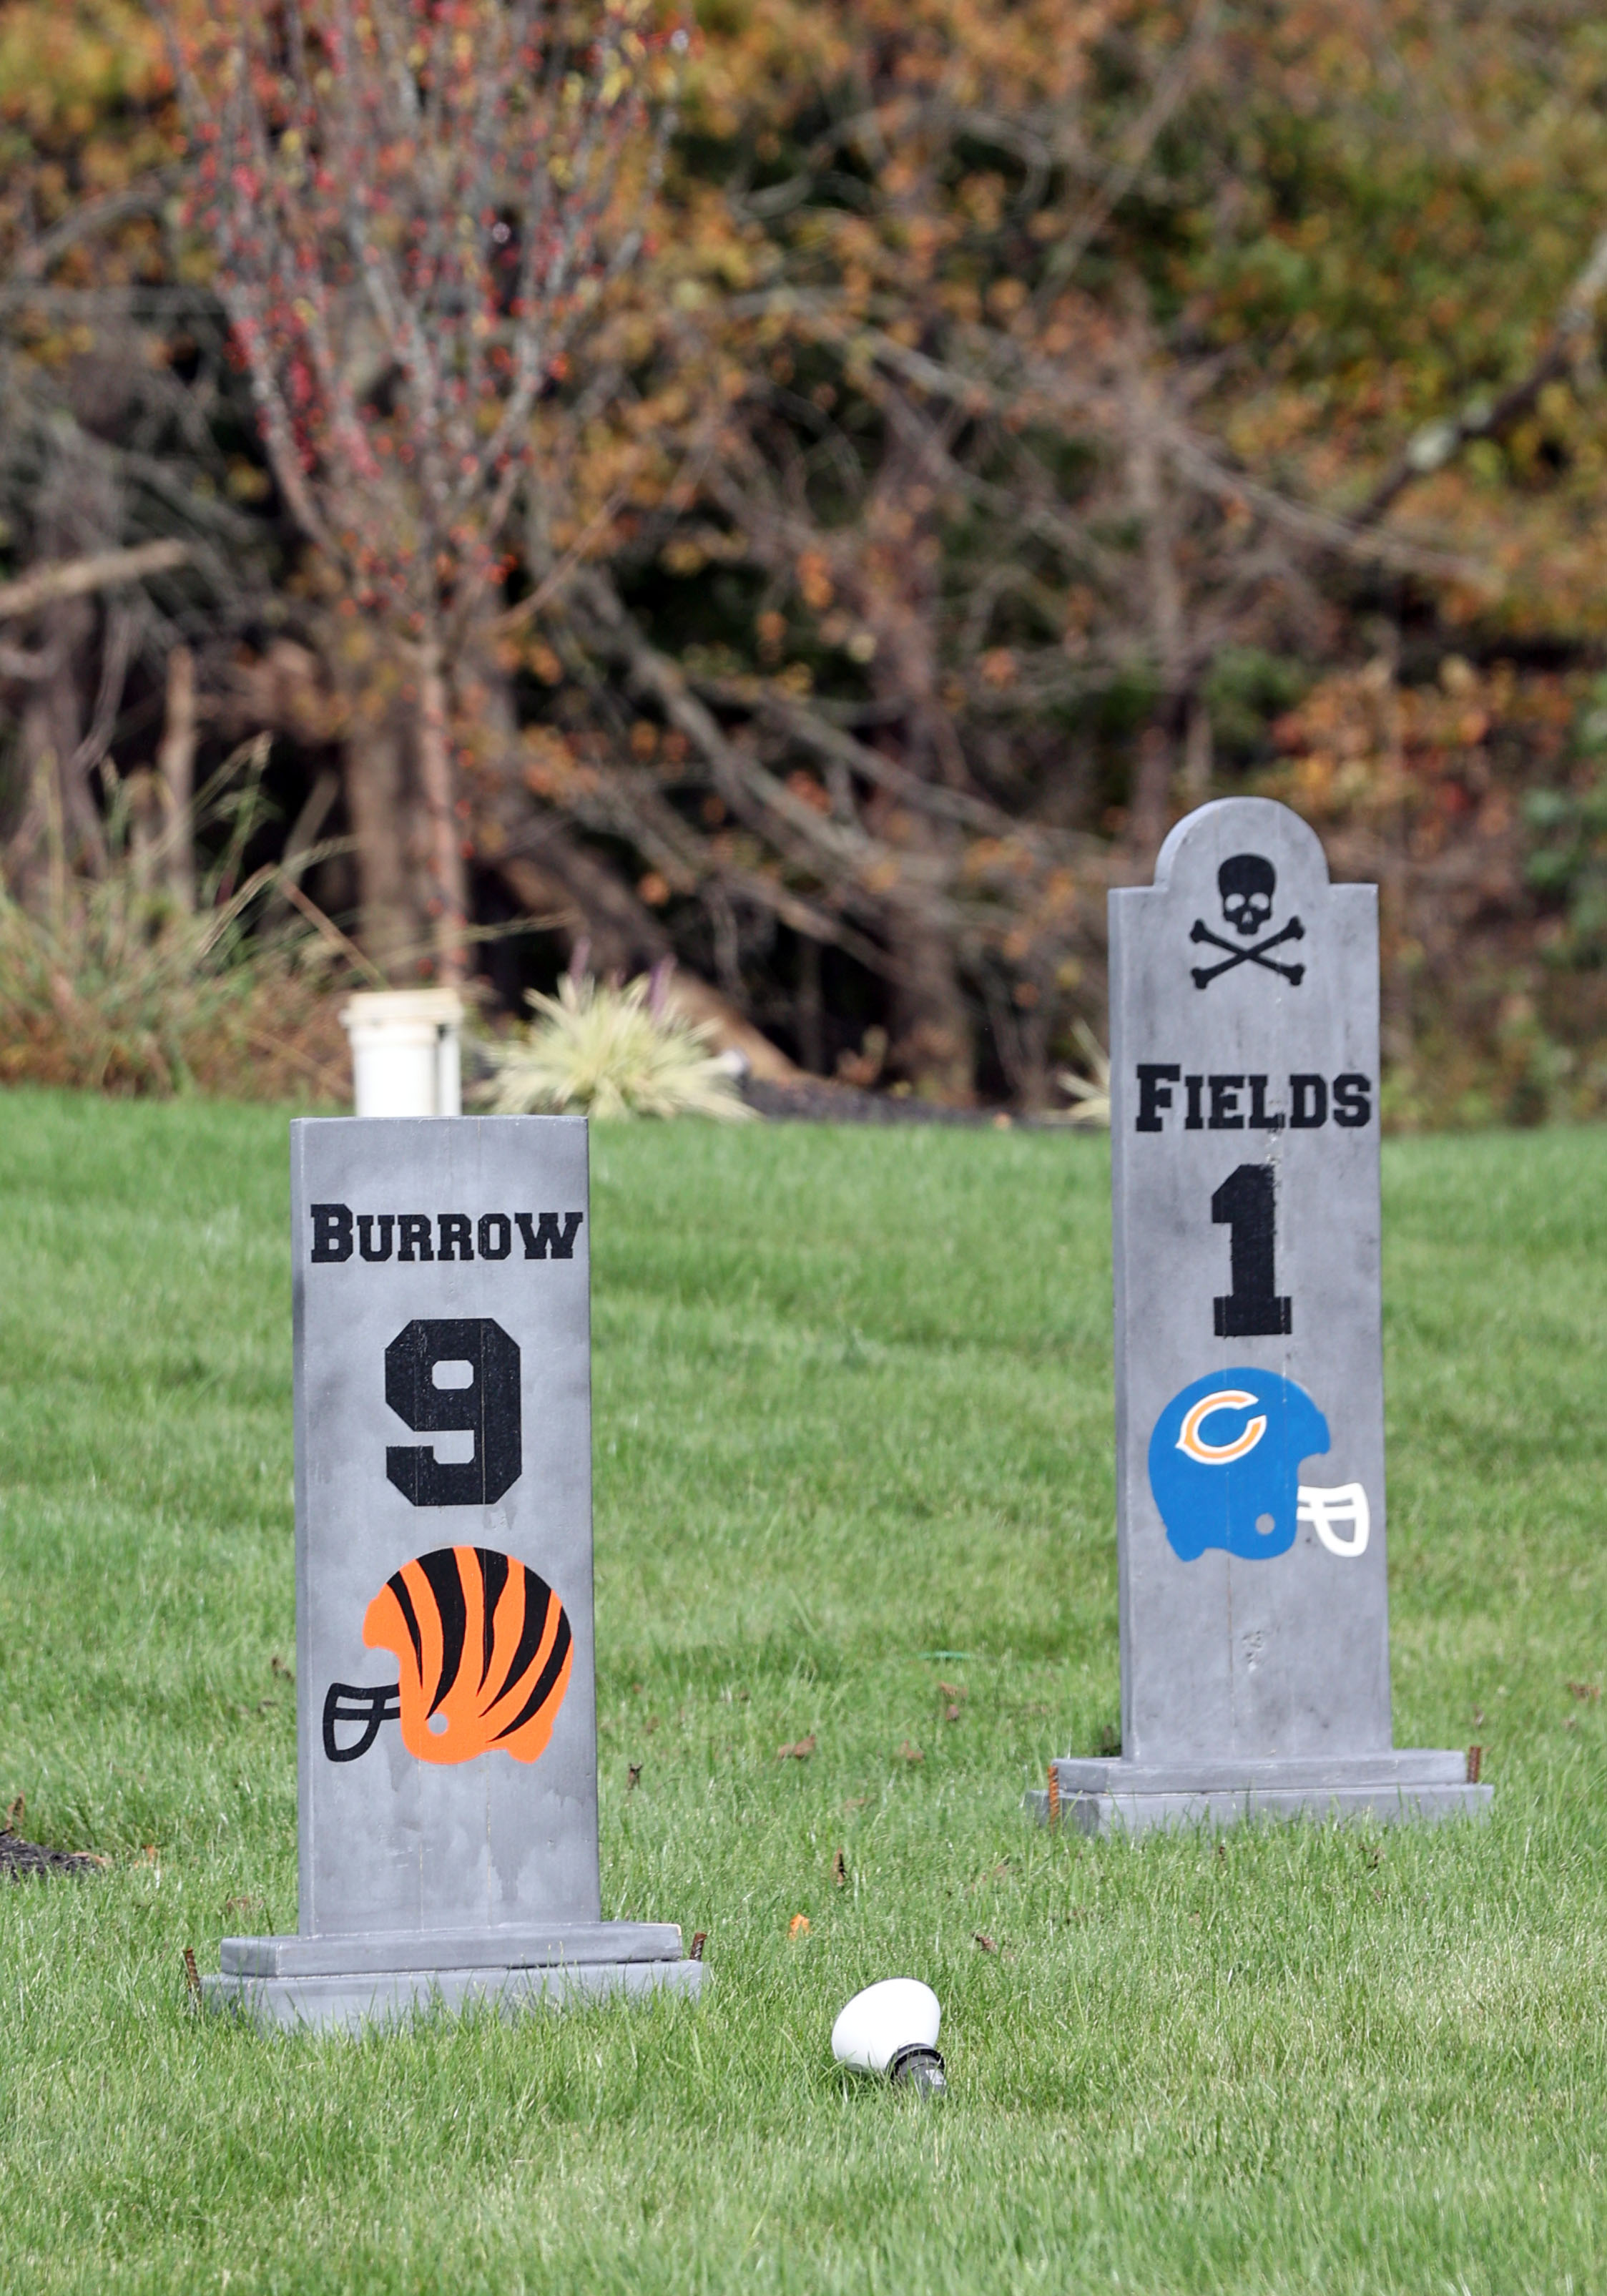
(5, 0), (1607, 1125)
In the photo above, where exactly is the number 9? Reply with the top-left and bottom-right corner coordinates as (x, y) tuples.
(385, 1318), (522, 1507)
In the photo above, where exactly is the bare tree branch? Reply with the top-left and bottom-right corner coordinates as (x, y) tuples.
(693, 674), (1104, 857)
(0, 540), (190, 625)
(0, 175), (178, 309)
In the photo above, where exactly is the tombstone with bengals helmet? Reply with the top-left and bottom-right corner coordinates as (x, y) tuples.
(206, 1117), (702, 2028)
(1034, 797), (1490, 1833)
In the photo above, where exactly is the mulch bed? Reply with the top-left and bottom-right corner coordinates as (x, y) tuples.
(742, 1077), (1031, 1126)
(0, 1832), (104, 1880)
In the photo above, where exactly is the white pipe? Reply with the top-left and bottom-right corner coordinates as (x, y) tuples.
(339, 989), (464, 1118)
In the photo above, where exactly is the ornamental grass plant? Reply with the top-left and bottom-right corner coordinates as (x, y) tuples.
(0, 745), (348, 1102)
(480, 967), (754, 1121)
(1050, 1019), (1112, 1127)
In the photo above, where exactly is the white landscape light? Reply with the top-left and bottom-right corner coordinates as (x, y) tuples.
(831, 1978), (945, 2094)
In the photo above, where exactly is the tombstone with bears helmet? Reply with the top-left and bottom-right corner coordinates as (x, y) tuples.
(206, 1117), (702, 2028)
(1034, 798), (1491, 1833)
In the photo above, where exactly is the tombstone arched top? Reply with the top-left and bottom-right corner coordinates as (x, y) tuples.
(1152, 795), (1331, 893)
(1148, 797), (1346, 966)
(1115, 796), (1370, 1028)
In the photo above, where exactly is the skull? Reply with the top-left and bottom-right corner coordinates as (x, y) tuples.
(1218, 853), (1276, 938)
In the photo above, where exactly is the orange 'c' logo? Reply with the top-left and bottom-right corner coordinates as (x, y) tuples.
(1176, 1390), (1268, 1465)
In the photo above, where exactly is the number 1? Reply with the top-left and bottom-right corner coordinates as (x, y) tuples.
(1211, 1164), (1292, 1338)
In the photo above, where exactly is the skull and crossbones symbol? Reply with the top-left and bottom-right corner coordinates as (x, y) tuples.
(1190, 855), (1305, 988)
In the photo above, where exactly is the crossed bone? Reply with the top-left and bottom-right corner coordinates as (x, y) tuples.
(1189, 915), (1305, 988)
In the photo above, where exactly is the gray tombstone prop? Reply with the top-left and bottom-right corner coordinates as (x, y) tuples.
(1031, 798), (1490, 1833)
(205, 1116), (702, 2028)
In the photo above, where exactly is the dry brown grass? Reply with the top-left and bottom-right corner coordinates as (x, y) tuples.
(0, 749), (352, 1104)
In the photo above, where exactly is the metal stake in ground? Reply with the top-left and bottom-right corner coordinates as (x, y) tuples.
(206, 1115), (702, 2030)
(1031, 798), (1491, 1834)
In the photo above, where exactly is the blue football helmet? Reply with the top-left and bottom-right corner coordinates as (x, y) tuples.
(1148, 1368), (1331, 1562)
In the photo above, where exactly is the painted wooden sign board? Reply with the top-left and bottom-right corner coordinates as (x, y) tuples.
(1036, 798), (1490, 1833)
(206, 1116), (700, 2028)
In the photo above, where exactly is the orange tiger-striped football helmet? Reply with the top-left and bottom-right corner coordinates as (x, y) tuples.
(362, 1546), (573, 1767)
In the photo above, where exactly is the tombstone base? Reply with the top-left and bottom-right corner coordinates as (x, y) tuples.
(204, 1922), (704, 2033)
(1026, 1748), (1490, 1834)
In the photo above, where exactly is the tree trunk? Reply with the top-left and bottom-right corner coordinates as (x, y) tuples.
(1126, 376), (1190, 863)
(795, 933), (823, 1074)
(886, 898), (974, 1100)
(343, 698), (418, 981)
(417, 636), (466, 985)
(10, 691), (62, 913)
(157, 643), (196, 913)
(855, 446), (976, 1103)
(6, 611), (104, 903)
(1129, 720), (1174, 860)
(1182, 690), (1213, 806)
(317, 629), (438, 981)
(869, 790), (973, 1102)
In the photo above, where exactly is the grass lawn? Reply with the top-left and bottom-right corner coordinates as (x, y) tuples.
(1, 1089), (1605, 2294)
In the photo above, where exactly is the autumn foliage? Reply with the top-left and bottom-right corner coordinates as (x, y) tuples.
(2, 0), (1607, 1117)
